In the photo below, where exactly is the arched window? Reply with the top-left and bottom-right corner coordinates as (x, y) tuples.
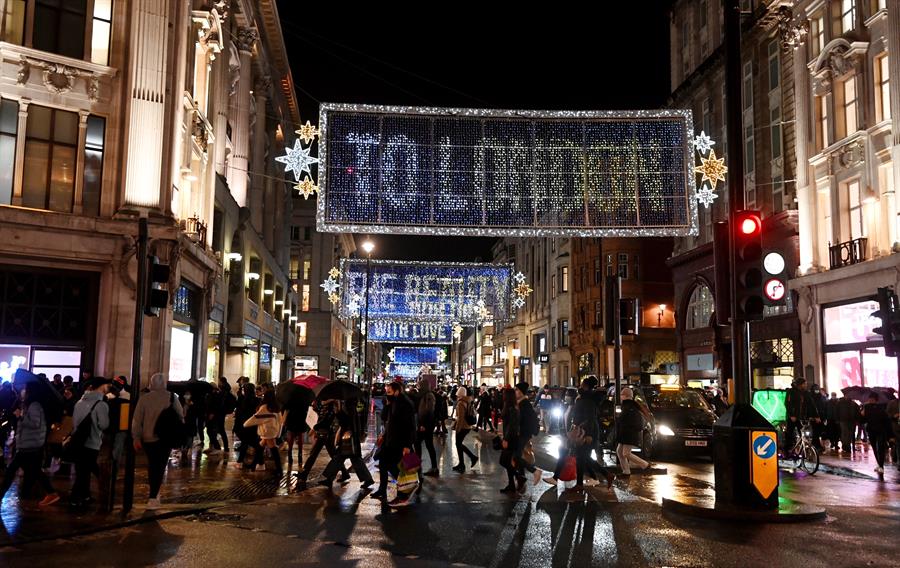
(686, 284), (714, 330)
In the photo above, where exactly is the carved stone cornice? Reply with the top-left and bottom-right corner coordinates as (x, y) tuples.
(809, 38), (869, 94)
(777, 7), (808, 52)
(235, 27), (258, 53)
(192, 10), (225, 56)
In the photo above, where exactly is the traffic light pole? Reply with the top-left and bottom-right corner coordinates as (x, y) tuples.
(725, 0), (750, 405)
(123, 217), (148, 513)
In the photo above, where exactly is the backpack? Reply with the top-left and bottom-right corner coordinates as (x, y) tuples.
(154, 393), (186, 448)
(464, 400), (477, 426)
(61, 400), (101, 461)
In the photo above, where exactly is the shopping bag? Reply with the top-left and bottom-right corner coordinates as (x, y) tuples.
(400, 451), (421, 472)
(397, 467), (419, 493)
(558, 455), (577, 482)
(522, 440), (535, 465)
(305, 407), (319, 432)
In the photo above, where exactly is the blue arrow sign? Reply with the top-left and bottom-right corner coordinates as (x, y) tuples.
(752, 434), (776, 460)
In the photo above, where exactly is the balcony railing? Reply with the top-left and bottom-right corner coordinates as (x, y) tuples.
(828, 237), (868, 270)
(183, 215), (208, 249)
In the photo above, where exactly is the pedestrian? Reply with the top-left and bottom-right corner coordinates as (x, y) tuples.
(132, 373), (184, 509)
(0, 384), (60, 506)
(810, 384), (827, 451)
(234, 383), (261, 470)
(298, 400), (349, 482)
(537, 384), (552, 432)
(415, 377), (439, 476)
(371, 381), (416, 504)
(243, 390), (283, 477)
(836, 394), (858, 454)
(491, 387), (502, 430)
(317, 400), (374, 489)
(99, 375), (131, 507)
(452, 386), (478, 473)
(51, 374), (64, 393)
(433, 386), (449, 436)
(513, 382), (541, 488)
(70, 377), (110, 508)
(887, 397), (899, 469)
(477, 385), (495, 432)
(184, 377), (208, 450)
(825, 392), (840, 451)
(566, 377), (614, 490)
(784, 377), (819, 453)
(616, 387), (650, 477)
(498, 387), (522, 493)
(203, 382), (226, 458)
(282, 401), (309, 471)
(861, 393), (891, 475)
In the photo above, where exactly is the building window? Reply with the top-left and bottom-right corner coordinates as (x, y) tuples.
(767, 41), (780, 91)
(682, 20), (690, 77)
(617, 253), (629, 281)
(559, 319), (569, 347)
(836, 76), (857, 139)
(846, 179), (864, 239)
(816, 95), (830, 150)
(22, 105), (78, 212)
(744, 123), (755, 174)
(297, 322), (307, 347)
(594, 258), (601, 284)
(742, 61), (753, 111)
(560, 266), (568, 292)
(0, 99), (17, 206)
(33, 0), (87, 60)
(173, 283), (198, 322)
(773, 175), (785, 213)
(840, 0), (856, 34)
(770, 106), (782, 161)
(91, 0), (112, 65)
(0, 0), (26, 44)
(551, 273), (556, 298)
(875, 54), (890, 122)
(301, 284), (310, 312)
(594, 300), (602, 327)
(303, 259), (311, 281)
(82, 115), (104, 217)
(686, 284), (714, 330)
(701, 97), (712, 136)
(551, 325), (557, 351)
(810, 13), (825, 58)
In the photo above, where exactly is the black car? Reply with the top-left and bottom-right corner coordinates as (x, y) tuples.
(645, 387), (717, 455)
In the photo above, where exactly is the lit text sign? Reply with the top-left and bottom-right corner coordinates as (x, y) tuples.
(318, 104), (698, 237)
(341, 259), (512, 324)
(392, 347), (446, 365)
(367, 321), (453, 344)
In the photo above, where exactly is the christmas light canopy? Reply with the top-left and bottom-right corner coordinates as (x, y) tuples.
(317, 104), (699, 238)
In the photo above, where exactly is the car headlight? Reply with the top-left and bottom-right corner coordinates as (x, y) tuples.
(552, 407), (563, 418)
(657, 424), (675, 437)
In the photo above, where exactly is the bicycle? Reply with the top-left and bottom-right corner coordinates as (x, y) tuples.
(786, 419), (820, 475)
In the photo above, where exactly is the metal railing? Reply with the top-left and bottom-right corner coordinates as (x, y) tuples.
(828, 237), (867, 270)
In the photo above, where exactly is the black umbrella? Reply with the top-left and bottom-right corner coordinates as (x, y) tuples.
(13, 368), (64, 423)
(842, 386), (895, 404)
(275, 381), (315, 411)
(316, 380), (363, 402)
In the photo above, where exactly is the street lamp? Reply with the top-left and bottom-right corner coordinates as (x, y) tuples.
(658, 304), (667, 326)
(361, 239), (374, 387)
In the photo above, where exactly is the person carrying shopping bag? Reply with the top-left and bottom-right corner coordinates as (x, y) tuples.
(243, 390), (283, 478)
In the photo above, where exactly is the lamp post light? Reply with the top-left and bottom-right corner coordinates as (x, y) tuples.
(361, 239), (375, 387)
(658, 304), (667, 326)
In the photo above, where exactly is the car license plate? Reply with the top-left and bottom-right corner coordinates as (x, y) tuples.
(685, 440), (708, 447)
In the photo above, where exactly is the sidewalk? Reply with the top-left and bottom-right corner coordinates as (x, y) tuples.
(816, 444), (900, 482)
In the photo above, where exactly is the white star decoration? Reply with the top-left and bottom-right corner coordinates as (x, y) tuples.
(474, 299), (490, 321)
(276, 139), (318, 181)
(347, 295), (361, 316)
(695, 183), (719, 208)
(320, 278), (340, 295)
(452, 323), (463, 340)
(693, 131), (715, 156)
(513, 272), (526, 284)
(512, 296), (526, 309)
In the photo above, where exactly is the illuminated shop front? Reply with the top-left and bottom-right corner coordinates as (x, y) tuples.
(821, 299), (899, 393)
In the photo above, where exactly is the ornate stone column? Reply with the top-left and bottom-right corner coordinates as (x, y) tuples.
(11, 99), (28, 206)
(73, 111), (89, 215)
(229, 26), (256, 207)
(792, 38), (818, 273)
(250, 76), (269, 234)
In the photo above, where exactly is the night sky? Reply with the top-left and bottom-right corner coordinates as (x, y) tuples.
(275, 4), (672, 261)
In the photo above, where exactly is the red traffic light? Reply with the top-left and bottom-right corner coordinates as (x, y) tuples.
(739, 214), (761, 235)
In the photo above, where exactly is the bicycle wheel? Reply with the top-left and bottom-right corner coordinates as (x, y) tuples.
(800, 443), (819, 475)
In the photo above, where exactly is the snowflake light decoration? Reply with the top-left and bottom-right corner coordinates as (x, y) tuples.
(328, 267), (341, 279)
(296, 121), (321, 144)
(510, 271), (533, 312)
(328, 292), (340, 305)
(295, 176), (318, 200)
(695, 183), (719, 208)
(694, 148), (728, 187)
(513, 271), (527, 284)
(452, 323), (463, 340)
(320, 277), (340, 295)
(693, 131), (715, 155)
(474, 299), (490, 321)
(514, 282), (533, 298)
(347, 294), (362, 316)
(437, 349), (447, 363)
(276, 139), (318, 181)
(388, 348), (396, 361)
(512, 296), (526, 309)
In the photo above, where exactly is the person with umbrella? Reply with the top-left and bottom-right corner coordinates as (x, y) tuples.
(297, 399), (349, 483)
(837, 392), (860, 454)
(861, 393), (892, 475)
(0, 383), (60, 506)
(371, 380), (416, 504)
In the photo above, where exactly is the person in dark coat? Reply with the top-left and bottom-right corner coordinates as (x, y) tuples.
(233, 383), (261, 469)
(784, 378), (819, 452)
(511, 382), (540, 490)
(616, 387), (649, 475)
(861, 394), (892, 474)
(297, 400), (348, 482)
(433, 387), (449, 436)
(476, 385), (494, 432)
(825, 392), (840, 451)
(415, 377), (438, 476)
(371, 381), (416, 502)
(809, 384), (827, 450)
(317, 400), (374, 489)
(836, 394), (859, 454)
(567, 377), (614, 489)
(499, 387), (521, 493)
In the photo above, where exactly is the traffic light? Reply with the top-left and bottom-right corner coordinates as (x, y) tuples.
(619, 298), (640, 336)
(734, 210), (764, 321)
(871, 287), (900, 357)
(762, 249), (788, 307)
(145, 255), (171, 317)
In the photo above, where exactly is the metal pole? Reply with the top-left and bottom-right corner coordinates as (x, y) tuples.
(363, 252), (371, 387)
(123, 217), (148, 513)
(725, 0), (750, 405)
(612, 276), (622, 406)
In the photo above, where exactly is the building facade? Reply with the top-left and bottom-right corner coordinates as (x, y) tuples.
(786, 0), (900, 392)
(0, 0), (300, 386)
(666, 0), (803, 390)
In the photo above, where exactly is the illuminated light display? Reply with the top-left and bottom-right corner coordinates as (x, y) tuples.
(295, 176), (319, 200)
(368, 321), (453, 344)
(693, 131), (715, 155)
(276, 138), (319, 181)
(694, 148), (728, 187)
(339, 259), (513, 324)
(296, 120), (321, 145)
(390, 346), (447, 365)
(317, 104), (698, 237)
(695, 182), (718, 208)
(388, 362), (432, 379)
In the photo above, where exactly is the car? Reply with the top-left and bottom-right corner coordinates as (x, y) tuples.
(645, 386), (717, 456)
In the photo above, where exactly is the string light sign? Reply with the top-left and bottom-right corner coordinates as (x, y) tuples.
(389, 346), (447, 365)
(338, 259), (514, 324)
(387, 362), (430, 379)
(316, 104), (699, 237)
(368, 321), (453, 344)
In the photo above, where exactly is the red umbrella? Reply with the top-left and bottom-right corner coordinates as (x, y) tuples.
(292, 374), (330, 391)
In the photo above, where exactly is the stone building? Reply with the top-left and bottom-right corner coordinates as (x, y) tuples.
(0, 0), (300, 386)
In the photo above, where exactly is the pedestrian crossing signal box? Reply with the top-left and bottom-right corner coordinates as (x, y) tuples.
(713, 403), (779, 509)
